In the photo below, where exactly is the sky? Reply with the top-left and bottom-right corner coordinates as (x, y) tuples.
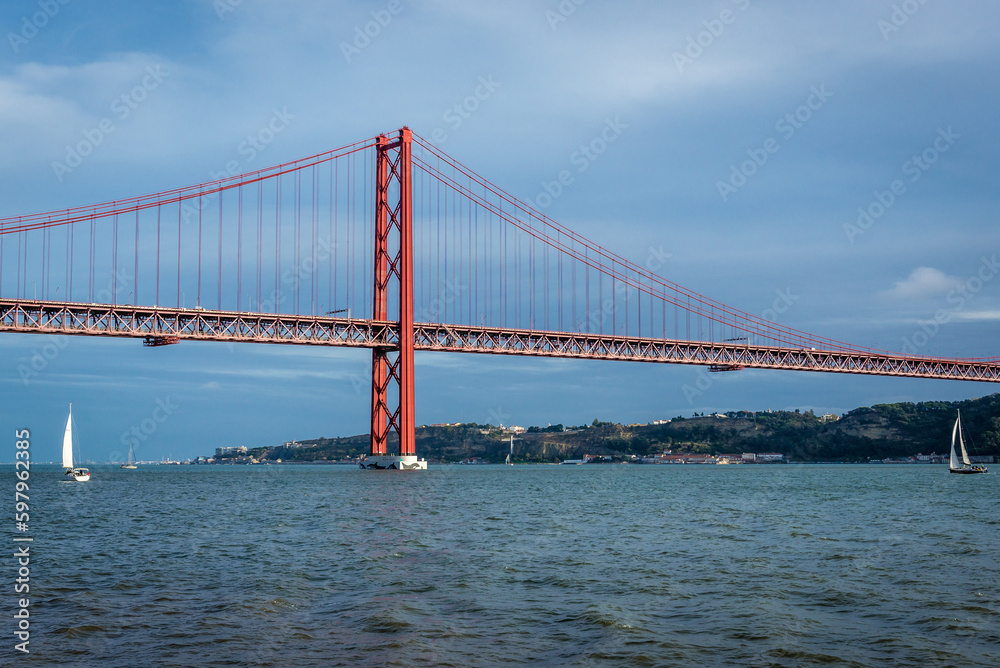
(1, 0), (999, 463)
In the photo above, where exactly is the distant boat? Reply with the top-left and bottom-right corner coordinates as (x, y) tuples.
(121, 439), (138, 469)
(62, 404), (90, 482)
(505, 434), (514, 466)
(949, 410), (987, 474)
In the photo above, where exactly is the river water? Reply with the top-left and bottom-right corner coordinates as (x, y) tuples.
(6, 463), (999, 666)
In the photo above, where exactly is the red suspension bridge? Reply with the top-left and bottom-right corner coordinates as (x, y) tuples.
(2, 127), (998, 468)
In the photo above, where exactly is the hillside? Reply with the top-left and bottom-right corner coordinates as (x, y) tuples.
(212, 394), (1000, 464)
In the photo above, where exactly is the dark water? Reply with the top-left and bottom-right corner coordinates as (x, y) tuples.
(5, 463), (999, 667)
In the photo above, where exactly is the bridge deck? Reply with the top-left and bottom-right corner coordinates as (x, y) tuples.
(2, 299), (998, 383)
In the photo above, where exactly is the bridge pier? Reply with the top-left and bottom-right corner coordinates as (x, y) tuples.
(359, 455), (427, 470)
(362, 128), (425, 470)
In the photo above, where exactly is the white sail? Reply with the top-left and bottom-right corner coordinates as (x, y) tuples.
(957, 411), (972, 466)
(62, 404), (74, 470)
(950, 415), (961, 469)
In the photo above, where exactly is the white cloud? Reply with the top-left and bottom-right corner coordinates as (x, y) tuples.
(951, 310), (1000, 322)
(881, 267), (961, 300)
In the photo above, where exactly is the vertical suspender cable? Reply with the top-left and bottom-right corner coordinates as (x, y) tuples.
(585, 249), (590, 333)
(197, 190), (202, 307)
(543, 236), (548, 330)
(176, 201), (181, 307)
(156, 205), (161, 306)
(346, 154), (351, 314)
(436, 162), (440, 321)
(257, 181), (264, 313)
(275, 176), (281, 314)
(237, 185), (243, 312)
(218, 189), (223, 310)
(331, 159), (336, 311)
(333, 160), (338, 309)
(558, 235), (563, 332)
(112, 213), (118, 305)
(529, 235), (534, 330)
(15, 231), (21, 298)
(69, 223), (74, 300)
(134, 209), (139, 305)
(500, 201), (504, 327)
(470, 195), (475, 326)
(312, 164), (316, 315)
(293, 171), (299, 314)
(40, 225), (45, 299)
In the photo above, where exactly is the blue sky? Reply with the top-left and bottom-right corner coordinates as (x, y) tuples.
(1, 0), (999, 463)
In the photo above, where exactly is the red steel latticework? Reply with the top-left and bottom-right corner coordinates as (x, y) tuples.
(369, 128), (416, 458)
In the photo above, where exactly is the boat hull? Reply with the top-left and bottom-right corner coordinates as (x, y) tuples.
(72, 468), (91, 481)
(949, 467), (987, 474)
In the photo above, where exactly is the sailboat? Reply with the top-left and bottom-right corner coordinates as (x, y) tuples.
(949, 410), (987, 474)
(62, 404), (90, 482)
(121, 439), (138, 469)
(505, 434), (515, 466)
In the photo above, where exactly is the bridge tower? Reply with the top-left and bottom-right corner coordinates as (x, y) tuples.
(361, 127), (426, 470)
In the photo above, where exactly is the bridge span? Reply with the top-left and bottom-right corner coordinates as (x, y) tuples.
(3, 298), (998, 383)
(3, 127), (999, 467)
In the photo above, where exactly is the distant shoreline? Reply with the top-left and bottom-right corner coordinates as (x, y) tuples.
(0, 461), (962, 467)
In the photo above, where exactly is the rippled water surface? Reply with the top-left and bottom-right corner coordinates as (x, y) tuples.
(6, 463), (1000, 666)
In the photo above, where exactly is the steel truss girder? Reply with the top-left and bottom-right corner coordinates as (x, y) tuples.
(0, 299), (395, 347)
(3, 300), (998, 383)
(410, 323), (1000, 383)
